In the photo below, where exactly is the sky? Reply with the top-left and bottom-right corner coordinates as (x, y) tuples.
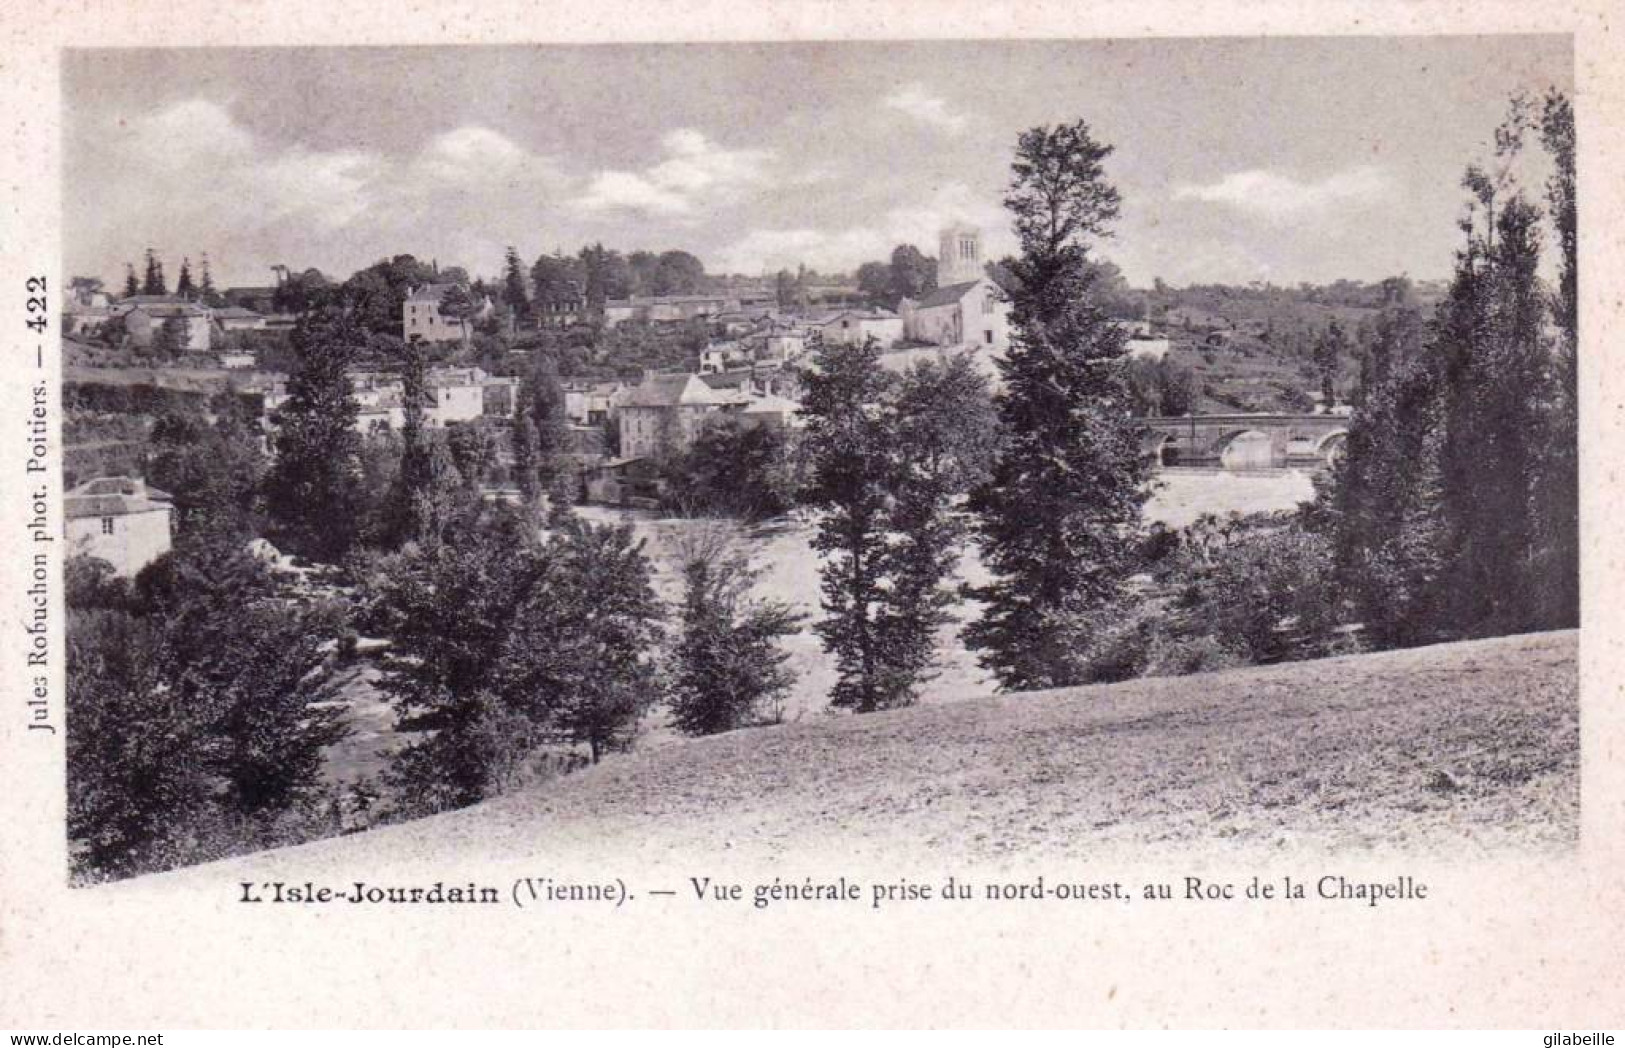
(63, 37), (1572, 291)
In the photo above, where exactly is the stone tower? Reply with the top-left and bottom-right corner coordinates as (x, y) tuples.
(937, 223), (984, 286)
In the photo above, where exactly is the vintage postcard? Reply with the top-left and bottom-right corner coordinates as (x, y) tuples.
(1, 0), (1622, 1030)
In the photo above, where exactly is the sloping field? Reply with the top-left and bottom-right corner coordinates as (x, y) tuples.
(192, 630), (1577, 879)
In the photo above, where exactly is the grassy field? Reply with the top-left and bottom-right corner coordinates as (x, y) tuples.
(208, 629), (1580, 875)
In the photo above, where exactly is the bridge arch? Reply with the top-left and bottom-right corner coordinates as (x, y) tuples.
(1315, 429), (1349, 466)
(1217, 429), (1274, 469)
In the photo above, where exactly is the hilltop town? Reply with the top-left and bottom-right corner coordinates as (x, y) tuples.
(60, 220), (1406, 577)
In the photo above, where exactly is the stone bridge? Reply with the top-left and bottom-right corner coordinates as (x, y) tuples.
(1140, 413), (1350, 470)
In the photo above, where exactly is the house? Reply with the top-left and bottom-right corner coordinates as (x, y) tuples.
(534, 297), (584, 328)
(584, 457), (664, 508)
(699, 341), (751, 374)
(403, 283), (493, 343)
(222, 286), (280, 315)
(739, 392), (803, 433)
(212, 306), (267, 333)
(601, 294), (747, 328)
(564, 381), (625, 426)
(125, 302), (213, 352)
(63, 305), (115, 338)
(811, 309), (904, 348)
(616, 372), (742, 459)
(424, 366), (488, 425)
(64, 477), (173, 576)
(760, 328), (812, 364)
(481, 374), (523, 419)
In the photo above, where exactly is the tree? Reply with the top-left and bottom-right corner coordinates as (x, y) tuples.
(668, 523), (802, 735)
(68, 540), (348, 881)
(175, 257), (196, 300)
(856, 261), (893, 308)
(530, 252), (583, 308)
(273, 268), (331, 315)
(377, 508), (662, 811)
(653, 250), (706, 295)
(880, 352), (1001, 698)
(1531, 89), (1578, 629)
(199, 254), (222, 307)
(966, 119), (1151, 691)
(663, 415), (798, 521)
(146, 409), (267, 541)
(775, 269), (796, 310)
(802, 340), (998, 711)
(1324, 92), (1574, 646)
(889, 244), (937, 302)
(529, 353), (574, 491)
(142, 249), (166, 296)
(1313, 319), (1347, 409)
(69, 275), (104, 303)
(501, 246), (531, 331)
(154, 315), (190, 359)
(389, 338), (467, 546)
(579, 243), (632, 316)
(122, 264), (140, 299)
(436, 284), (479, 344)
(264, 309), (364, 561)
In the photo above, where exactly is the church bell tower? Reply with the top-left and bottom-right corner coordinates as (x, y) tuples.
(937, 223), (984, 286)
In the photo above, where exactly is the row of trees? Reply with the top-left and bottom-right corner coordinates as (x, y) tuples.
(1324, 90), (1578, 646)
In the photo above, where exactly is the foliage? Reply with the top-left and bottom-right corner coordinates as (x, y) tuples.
(263, 308), (365, 562)
(667, 524), (803, 735)
(145, 408), (267, 541)
(661, 414), (798, 521)
(967, 118), (1152, 691)
(68, 539), (348, 881)
(1323, 91), (1578, 646)
(1124, 356), (1201, 417)
(142, 248), (166, 296)
(803, 340), (998, 711)
(374, 506), (663, 813)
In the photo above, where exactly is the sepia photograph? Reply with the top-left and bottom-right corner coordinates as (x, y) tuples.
(7, 5), (1622, 1029)
(54, 36), (1580, 884)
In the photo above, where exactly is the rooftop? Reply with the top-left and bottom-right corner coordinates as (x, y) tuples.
(64, 477), (173, 519)
(910, 280), (987, 309)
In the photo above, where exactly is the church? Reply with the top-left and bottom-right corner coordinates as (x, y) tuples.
(898, 223), (1012, 352)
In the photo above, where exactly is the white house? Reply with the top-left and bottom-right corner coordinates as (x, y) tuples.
(616, 373), (742, 460)
(403, 283), (493, 343)
(125, 302), (213, 353)
(812, 309), (904, 348)
(424, 367), (488, 425)
(64, 477), (173, 576)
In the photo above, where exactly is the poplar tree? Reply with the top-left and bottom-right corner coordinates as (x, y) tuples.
(142, 249), (167, 296)
(502, 245), (530, 331)
(264, 308), (364, 561)
(175, 257), (196, 300)
(966, 120), (1150, 691)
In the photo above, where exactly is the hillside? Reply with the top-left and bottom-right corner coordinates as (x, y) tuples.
(162, 630), (1577, 882)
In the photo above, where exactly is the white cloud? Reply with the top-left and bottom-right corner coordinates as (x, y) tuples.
(882, 83), (969, 136)
(1171, 166), (1396, 222)
(573, 128), (773, 218)
(93, 98), (581, 261)
(715, 182), (1009, 274)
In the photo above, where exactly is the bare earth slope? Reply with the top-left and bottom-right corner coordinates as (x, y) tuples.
(177, 630), (1578, 881)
